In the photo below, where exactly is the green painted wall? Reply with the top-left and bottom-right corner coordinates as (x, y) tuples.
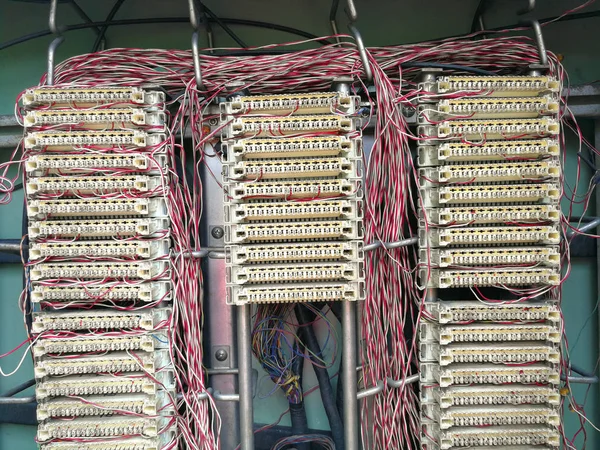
(1, 1), (600, 448)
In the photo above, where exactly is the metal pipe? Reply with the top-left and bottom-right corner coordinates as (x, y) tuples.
(329, 0), (341, 44)
(237, 304), (254, 450)
(363, 237), (418, 252)
(527, 20), (548, 67)
(347, 24), (372, 83)
(342, 300), (359, 450)
(49, 0), (59, 34)
(212, 390), (240, 402)
(357, 380), (383, 400)
(563, 375), (599, 384)
(188, 0), (199, 30)
(46, 36), (64, 86)
(346, 0), (358, 22)
(0, 396), (36, 405)
(387, 373), (419, 388)
(206, 368), (239, 375)
(518, 0), (536, 15)
(191, 31), (204, 90)
(568, 218), (600, 236)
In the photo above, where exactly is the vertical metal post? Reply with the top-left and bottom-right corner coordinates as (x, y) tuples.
(237, 304), (254, 450)
(594, 120), (600, 411)
(342, 300), (359, 450)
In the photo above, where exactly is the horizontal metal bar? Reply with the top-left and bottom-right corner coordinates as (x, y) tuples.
(0, 396), (36, 405)
(363, 237), (418, 252)
(387, 373), (419, 388)
(357, 380), (384, 400)
(0, 115), (19, 127)
(563, 375), (599, 384)
(568, 218), (600, 237)
(0, 135), (21, 149)
(206, 367), (239, 375)
(356, 373), (419, 399)
(212, 390), (240, 402)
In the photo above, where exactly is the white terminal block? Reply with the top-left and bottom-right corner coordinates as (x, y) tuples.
(420, 363), (560, 387)
(420, 246), (560, 268)
(426, 404), (560, 429)
(421, 267), (561, 288)
(420, 322), (561, 345)
(225, 200), (361, 223)
(422, 384), (561, 409)
(23, 86), (165, 107)
(420, 183), (560, 207)
(29, 218), (170, 240)
(25, 152), (168, 176)
(419, 224), (560, 247)
(36, 416), (171, 442)
(220, 92), (358, 116)
(418, 139), (559, 167)
(33, 331), (170, 357)
(420, 342), (560, 365)
(227, 242), (363, 265)
(39, 435), (178, 450)
(425, 301), (560, 324)
(222, 136), (361, 162)
(24, 108), (166, 129)
(24, 130), (166, 151)
(419, 118), (560, 140)
(224, 114), (355, 138)
(26, 175), (165, 196)
(227, 261), (363, 284)
(36, 371), (175, 400)
(31, 308), (171, 334)
(27, 198), (168, 220)
(34, 350), (172, 379)
(420, 204), (560, 226)
(227, 281), (365, 305)
(31, 280), (172, 304)
(419, 160), (560, 185)
(225, 220), (362, 243)
(224, 157), (360, 181)
(29, 239), (170, 260)
(423, 75), (560, 97)
(37, 392), (174, 421)
(29, 260), (169, 281)
(419, 96), (560, 121)
(422, 425), (560, 450)
(226, 179), (358, 201)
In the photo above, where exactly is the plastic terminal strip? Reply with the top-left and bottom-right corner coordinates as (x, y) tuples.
(29, 239), (170, 260)
(421, 204), (560, 226)
(225, 115), (355, 138)
(419, 160), (560, 185)
(422, 96), (560, 120)
(24, 130), (166, 150)
(36, 372), (174, 399)
(228, 261), (363, 284)
(37, 392), (173, 421)
(25, 153), (168, 176)
(31, 281), (171, 304)
(34, 351), (172, 379)
(429, 75), (560, 97)
(24, 108), (166, 129)
(36, 416), (169, 441)
(419, 118), (560, 140)
(422, 267), (561, 288)
(419, 225), (560, 247)
(227, 179), (357, 201)
(29, 218), (170, 240)
(33, 332), (169, 357)
(29, 260), (169, 281)
(423, 385), (561, 409)
(23, 87), (165, 107)
(420, 363), (560, 387)
(221, 92), (358, 116)
(420, 342), (559, 365)
(39, 435), (177, 450)
(421, 246), (560, 268)
(425, 301), (560, 324)
(227, 242), (363, 265)
(421, 183), (560, 207)
(425, 425), (560, 449)
(27, 198), (168, 220)
(225, 221), (362, 243)
(420, 322), (561, 345)
(418, 139), (560, 166)
(223, 136), (360, 162)
(228, 281), (365, 305)
(428, 404), (560, 429)
(225, 157), (358, 180)
(26, 175), (164, 196)
(32, 309), (171, 334)
(225, 200), (360, 223)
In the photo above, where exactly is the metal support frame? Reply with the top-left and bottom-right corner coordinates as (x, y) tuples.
(188, 0), (205, 89)
(237, 304), (254, 450)
(47, 0), (64, 86)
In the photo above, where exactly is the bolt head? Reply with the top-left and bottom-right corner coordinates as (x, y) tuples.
(215, 349), (228, 361)
(211, 227), (224, 239)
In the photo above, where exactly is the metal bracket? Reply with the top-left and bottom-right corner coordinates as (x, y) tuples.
(46, 0), (64, 85)
(188, 0), (205, 89)
(348, 24), (373, 83)
(356, 374), (419, 400)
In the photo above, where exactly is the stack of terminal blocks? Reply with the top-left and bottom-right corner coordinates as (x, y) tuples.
(22, 87), (178, 450)
(416, 76), (564, 449)
(220, 92), (365, 305)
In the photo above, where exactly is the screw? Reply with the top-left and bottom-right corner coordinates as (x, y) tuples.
(208, 118), (218, 126)
(211, 227), (224, 239)
(401, 105), (415, 118)
(215, 349), (228, 361)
